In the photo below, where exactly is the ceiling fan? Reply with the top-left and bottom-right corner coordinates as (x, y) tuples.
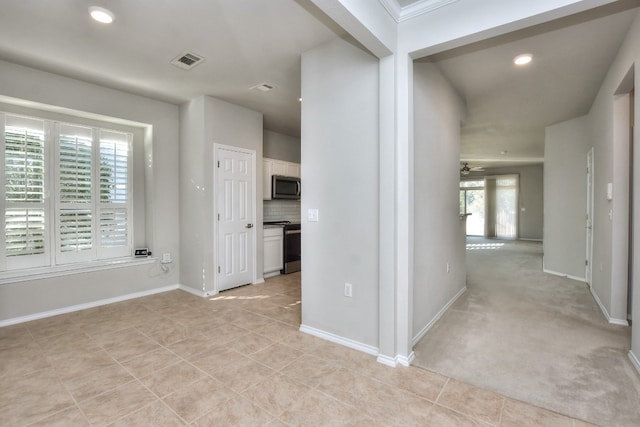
(460, 162), (485, 175)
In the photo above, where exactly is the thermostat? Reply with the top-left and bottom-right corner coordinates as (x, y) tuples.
(134, 248), (151, 257)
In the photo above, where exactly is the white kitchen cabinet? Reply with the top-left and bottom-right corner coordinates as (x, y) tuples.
(263, 158), (301, 200)
(272, 160), (288, 176)
(287, 162), (301, 178)
(263, 226), (284, 276)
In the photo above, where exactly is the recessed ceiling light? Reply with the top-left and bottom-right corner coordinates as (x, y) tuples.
(89, 6), (115, 24)
(513, 54), (532, 66)
(298, 98), (302, 102)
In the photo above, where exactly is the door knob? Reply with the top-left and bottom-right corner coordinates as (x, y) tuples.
(246, 223), (254, 229)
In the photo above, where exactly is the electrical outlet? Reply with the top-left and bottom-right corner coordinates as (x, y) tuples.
(446, 262), (451, 273)
(161, 252), (173, 264)
(344, 282), (353, 298)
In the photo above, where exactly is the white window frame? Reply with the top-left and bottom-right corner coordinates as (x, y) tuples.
(1, 111), (134, 274)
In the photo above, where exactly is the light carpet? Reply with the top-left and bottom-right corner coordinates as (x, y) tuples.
(412, 238), (640, 427)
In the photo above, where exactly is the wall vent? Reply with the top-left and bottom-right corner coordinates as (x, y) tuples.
(251, 82), (274, 92)
(171, 51), (205, 70)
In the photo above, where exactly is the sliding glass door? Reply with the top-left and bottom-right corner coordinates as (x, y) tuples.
(460, 180), (485, 236)
(460, 175), (518, 239)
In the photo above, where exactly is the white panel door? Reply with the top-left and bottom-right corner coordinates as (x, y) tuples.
(216, 147), (255, 291)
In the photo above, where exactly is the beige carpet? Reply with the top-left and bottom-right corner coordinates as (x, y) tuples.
(412, 238), (640, 427)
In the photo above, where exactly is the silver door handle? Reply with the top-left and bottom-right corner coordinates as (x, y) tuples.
(246, 223), (254, 229)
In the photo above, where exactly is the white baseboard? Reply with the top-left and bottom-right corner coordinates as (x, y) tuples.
(629, 351), (640, 375)
(396, 351), (415, 367)
(299, 324), (378, 357)
(589, 286), (629, 326)
(376, 351), (416, 367)
(263, 271), (280, 279)
(543, 267), (586, 283)
(376, 354), (398, 367)
(0, 284), (179, 327)
(253, 278), (266, 285)
(177, 285), (218, 298)
(412, 286), (467, 346)
(519, 238), (543, 242)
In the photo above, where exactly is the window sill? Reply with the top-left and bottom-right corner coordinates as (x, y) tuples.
(0, 257), (157, 285)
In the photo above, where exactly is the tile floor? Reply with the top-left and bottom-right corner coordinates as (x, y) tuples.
(1, 272), (598, 426)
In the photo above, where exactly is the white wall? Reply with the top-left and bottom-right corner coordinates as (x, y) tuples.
(467, 164), (544, 240)
(180, 96), (263, 295)
(310, 0), (618, 362)
(588, 12), (639, 326)
(179, 97), (207, 295)
(264, 130), (301, 163)
(412, 63), (467, 342)
(543, 116), (589, 279)
(0, 60), (180, 323)
(300, 38), (380, 348)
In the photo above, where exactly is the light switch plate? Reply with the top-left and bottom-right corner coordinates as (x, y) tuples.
(308, 209), (319, 222)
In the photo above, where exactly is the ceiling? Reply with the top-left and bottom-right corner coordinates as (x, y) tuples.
(0, 0), (637, 161)
(423, 1), (639, 169)
(0, 0), (344, 137)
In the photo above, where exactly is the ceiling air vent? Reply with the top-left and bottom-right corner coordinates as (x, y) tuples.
(250, 82), (274, 92)
(171, 51), (205, 70)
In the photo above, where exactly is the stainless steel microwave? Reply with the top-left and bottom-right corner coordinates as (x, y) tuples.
(272, 175), (301, 200)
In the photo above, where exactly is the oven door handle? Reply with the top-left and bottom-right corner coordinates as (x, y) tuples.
(285, 229), (301, 235)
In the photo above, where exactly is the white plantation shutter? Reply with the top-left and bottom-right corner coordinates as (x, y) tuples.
(59, 209), (93, 252)
(1, 114), (49, 270)
(100, 208), (128, 245)
(5, 125), (45, 202)
(98, 130), (131, 258)
(59, 125), (93, 203)
(55, 124), (95, 264)
(2, 112), (134, 272)
(99, 132), (128, 203)
(5, 209), (46, 255)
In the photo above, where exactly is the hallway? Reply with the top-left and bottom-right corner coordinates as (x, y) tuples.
(412, 238), (640, 427)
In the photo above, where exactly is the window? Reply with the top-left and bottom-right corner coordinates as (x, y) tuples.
(1, 112), (133, 272)
(460, 179), (485, 236)
(460, 175), (519, 239)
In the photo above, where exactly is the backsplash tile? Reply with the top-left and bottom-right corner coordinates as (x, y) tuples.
(264, 200), (301, 222)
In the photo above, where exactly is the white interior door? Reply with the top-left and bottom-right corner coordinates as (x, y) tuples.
(586, 147), (594, 287)
(216, 146), (255, 291)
